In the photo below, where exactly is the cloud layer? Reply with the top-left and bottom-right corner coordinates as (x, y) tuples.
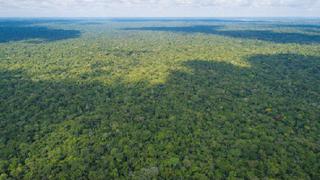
(1, 0), (319, 8)
(1, 0), (320, 17)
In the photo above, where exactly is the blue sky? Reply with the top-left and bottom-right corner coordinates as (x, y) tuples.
(0, 0), (320, 17)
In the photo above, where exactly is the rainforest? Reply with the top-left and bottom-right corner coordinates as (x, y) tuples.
(0, 18), (319, 179)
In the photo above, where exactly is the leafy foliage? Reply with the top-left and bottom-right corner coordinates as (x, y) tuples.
(0, 18), (319, 179)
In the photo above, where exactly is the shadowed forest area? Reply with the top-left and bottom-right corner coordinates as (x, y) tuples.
(123, 25), (320, 44)
(0, 26), (80, 43)
(0, 25), (81, 43)
(0, 19), (320, 179)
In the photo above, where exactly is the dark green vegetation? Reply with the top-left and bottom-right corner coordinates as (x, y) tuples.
(0, 18), (320, 179)
(0, 20), (80, 43)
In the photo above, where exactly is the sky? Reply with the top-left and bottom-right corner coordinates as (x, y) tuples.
(0, 0), (320, 17)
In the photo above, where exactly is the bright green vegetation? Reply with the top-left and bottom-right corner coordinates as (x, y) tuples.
(0, 18), (319, 179)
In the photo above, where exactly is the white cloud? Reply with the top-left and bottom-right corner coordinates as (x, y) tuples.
(0, 0), (320, 16)
(172, 0), (319, 7)
(1, 0), (319, 8)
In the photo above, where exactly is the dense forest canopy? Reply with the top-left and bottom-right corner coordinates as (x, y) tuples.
(0, 18), (319, 179)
